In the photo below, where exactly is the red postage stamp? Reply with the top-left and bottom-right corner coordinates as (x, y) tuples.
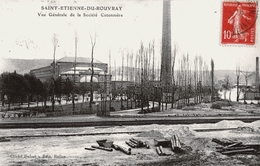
(221, 1), (257, 45)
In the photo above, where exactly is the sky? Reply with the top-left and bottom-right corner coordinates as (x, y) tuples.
(0, 0), (259, 71)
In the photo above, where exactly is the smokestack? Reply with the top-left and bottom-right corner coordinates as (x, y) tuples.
(256, 57), (259, 89)
(160, 0), (172, 86)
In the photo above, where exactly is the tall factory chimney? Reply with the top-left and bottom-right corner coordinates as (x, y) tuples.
(256, 57), (259, 89)
(160, 0), (172, 86)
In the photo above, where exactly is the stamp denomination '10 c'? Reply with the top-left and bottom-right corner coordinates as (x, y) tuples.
(221, 1), (257, 45)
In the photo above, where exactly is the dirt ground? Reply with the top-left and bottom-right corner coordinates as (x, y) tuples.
(1, 100), (260, 165)
(1, 120), (260, 166)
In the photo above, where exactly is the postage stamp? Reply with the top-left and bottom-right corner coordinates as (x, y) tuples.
(221, 1), (258, 45)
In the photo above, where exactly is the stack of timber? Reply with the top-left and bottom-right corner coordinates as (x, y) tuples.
(212, 138), (260, 155)
(171, 134), (182, 152)
(125, 138), (150, 149)
(154, 135), (182, 155)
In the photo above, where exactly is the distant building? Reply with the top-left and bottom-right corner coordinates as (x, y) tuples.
(30, 57), (111, 89)
(232, 83), (252, 88)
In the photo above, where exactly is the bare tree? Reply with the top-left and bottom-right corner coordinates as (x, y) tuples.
(194, 56), (198, 104)
(198, 56), (203, 103)
(89, 33), (96, 110)
(236, 64), (241, 102)
(51, 33), (58, 111)
(109, 50), (112, 113)
(222, 75), (232, 100)
(72, 31), (78, 112)
(241, 70), (253, 103)
(211, 59), (214, 102)
(171, 43), (178, 108)
(121, 51), (124, 109)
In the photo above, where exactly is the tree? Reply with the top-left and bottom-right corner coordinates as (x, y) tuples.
(54, 77), (62, 103)
(77, 83), (88, 103)
(0, 76), (4, 106)
(24, 73), (43, 107)
(0, 72), (28, 110)
(171, 43), (178, 108)
(222, 75), (232, 100)
(211, 59), (214, 102)
(72, 31), (78, 111)
(194, 56), (199, 104)
(51, 33), (59, 111)
(236, 64), (241, 102)
(62, 78), (74, 104)
(241, 70), (253, 103)
(89, 33), (96, 110)
(42, 81), (50, 107)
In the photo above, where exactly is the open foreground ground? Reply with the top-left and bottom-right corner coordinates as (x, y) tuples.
(1, 100), (260, 165)
(1, 120), (260, 166)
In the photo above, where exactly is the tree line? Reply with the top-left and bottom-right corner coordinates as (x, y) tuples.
(108, 41), (216, 113)
(0, 71), (100, 111)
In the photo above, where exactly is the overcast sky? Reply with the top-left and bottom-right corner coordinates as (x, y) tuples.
(0, 0), (259, 71)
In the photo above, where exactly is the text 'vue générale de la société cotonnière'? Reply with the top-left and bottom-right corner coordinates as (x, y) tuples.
(41, 6), (123, 11)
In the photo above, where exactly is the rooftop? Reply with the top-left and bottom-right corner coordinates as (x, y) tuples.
(57, 56), (103, 63)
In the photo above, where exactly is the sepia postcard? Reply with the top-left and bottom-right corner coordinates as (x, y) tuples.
(0, 0), (260, 165)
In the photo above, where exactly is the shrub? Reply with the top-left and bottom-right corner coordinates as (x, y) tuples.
(214, 100), (233, 106)
(182, 106), (196, 110)
(211, 104), (222, 109)
(190, 102), (195, 106)
(177, 105), (183, 109)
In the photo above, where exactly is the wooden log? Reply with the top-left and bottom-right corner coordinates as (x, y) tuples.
(159, 146), (166, 156)
(221, 148), (256, 155)
(91, 145), (113, 152)
(85, 147), (96, 151)
(125, 141), (137, 148)
(216, 146), (248, 152)
(171, 135), (176, 151)
(130, 138), (139, 142)
(130, 138), (145, 147)
(174, 134), (181, 149)
(129, 138), (140, 147)
(144, 141), (150, 149)
(212, 138), (236, 146)
(171, 134), (181, 151)
(134, 138), (146, 146)
(243, 144), (260, 149)
(156, 147), (162, 156)
(223, 142), (243, 149)
(113, 144), (131, 155)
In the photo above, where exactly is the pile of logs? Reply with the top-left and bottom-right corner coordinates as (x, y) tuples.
(85, 136), (184, 156)
(156, 146), (168, 156)
(125, 138), (150, 149)
(212, 138), (260, 155)
(171, 134), (182, 152)
(154, 134), (182, 156)
(86, 143), (131, 155)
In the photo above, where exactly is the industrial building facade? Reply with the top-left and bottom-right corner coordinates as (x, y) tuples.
(30, 56), (111, 86)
